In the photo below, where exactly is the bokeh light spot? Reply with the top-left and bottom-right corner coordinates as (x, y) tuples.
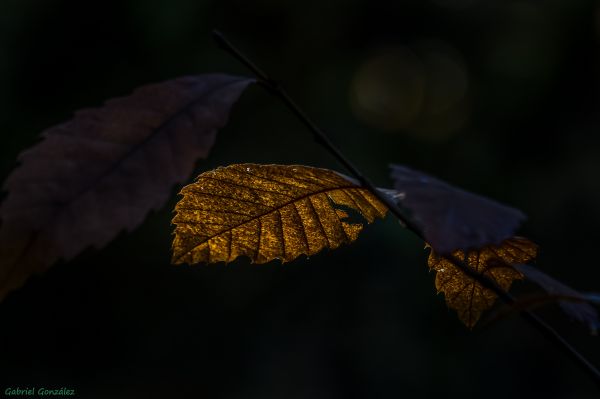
(351, 41), (470, 141)
(350, 46), (426, 131)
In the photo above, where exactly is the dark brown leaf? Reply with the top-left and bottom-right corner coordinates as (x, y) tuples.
(515, 264), (599, 334)
(390, 164), (526, 254)
(0, 74), (254, 301)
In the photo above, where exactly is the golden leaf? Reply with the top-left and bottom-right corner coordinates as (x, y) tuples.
(428, 237), (538, 328)
(171, 164), (388, 265)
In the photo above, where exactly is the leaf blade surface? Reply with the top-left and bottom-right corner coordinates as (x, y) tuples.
(0, 74), (253, 301)
(172, 164), (388, 265)
(390, 164), (526, 254)
(428, 237), (537, 327)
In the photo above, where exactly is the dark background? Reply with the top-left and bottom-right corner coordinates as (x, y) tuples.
(1, 0), (599, 397)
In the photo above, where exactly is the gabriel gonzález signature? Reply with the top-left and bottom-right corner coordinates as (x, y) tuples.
(4, 387), (75, 396)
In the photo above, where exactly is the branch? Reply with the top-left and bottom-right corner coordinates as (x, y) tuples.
(212, 29), (600, 388)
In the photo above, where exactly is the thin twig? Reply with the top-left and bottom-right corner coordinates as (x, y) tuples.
(212, 29), (600, 388)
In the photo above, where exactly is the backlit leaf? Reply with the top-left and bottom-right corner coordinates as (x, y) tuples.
(171, 164), (388, 265)
(0, 74), (254, 302)
(428, 237), (537, 328)
(390, 164), (526, 254)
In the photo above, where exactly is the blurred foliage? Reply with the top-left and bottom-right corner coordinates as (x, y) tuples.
(0, 0), (599, 398)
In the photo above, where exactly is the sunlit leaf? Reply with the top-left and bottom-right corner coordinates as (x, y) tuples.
(0, 74), (254, 302)
(514, 264), (599, 334)
(428, 237), (537, 328)
(171, 164), (388, 265)
(390, 164), (526, 254)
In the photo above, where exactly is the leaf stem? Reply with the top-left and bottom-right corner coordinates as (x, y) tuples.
(212, 29), (600, 388)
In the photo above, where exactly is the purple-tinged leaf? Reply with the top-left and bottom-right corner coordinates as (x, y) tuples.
(389, 164), (525, 254)
(515, 264), (599, 334)
(0, 74), (254, 302)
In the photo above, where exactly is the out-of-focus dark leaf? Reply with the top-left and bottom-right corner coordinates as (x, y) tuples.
(514, 264), (599, 334)
(0, 74), (254, 302)
(389, 164), (526, 255)
(585, 293), (600, 304)
(172, 164), (388, 265)
(428, 237), (537, 328)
